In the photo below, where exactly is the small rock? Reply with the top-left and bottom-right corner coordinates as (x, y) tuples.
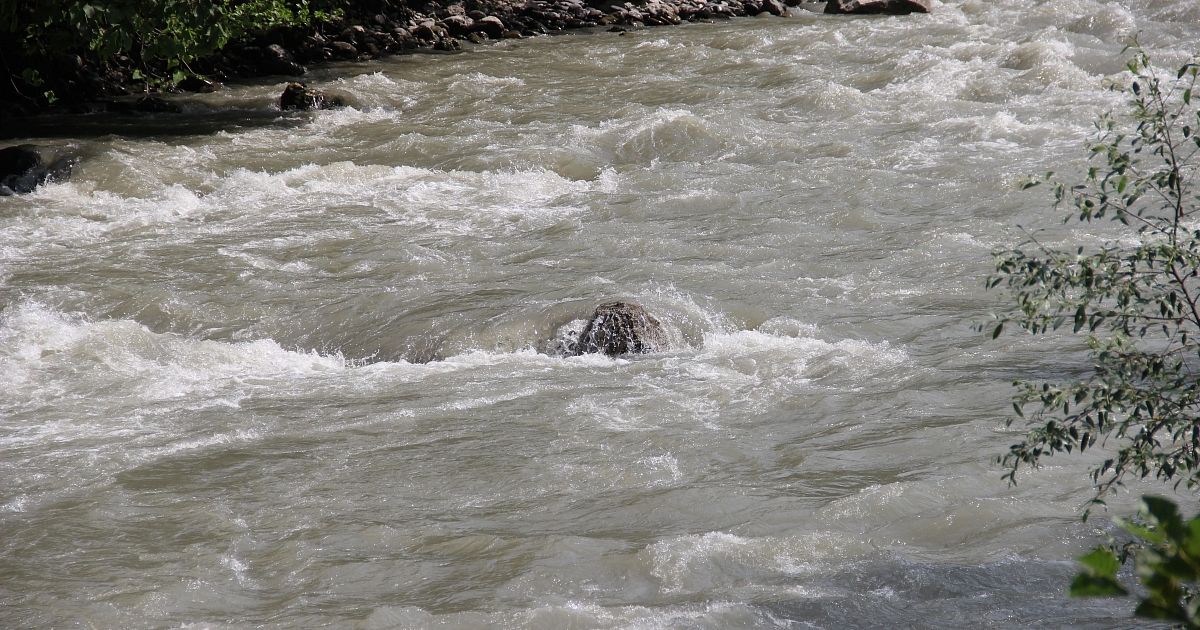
(761, 0), (788, 15)
(269, 44), (307, 75)
(413, 21), (447, 41)
(474, 15), (507, 38)
(329, 41), (360, 60)
(177, 76), (219, 93)
(339, 25), (367, 43)
(441, 14), (475, 36)
(574, 302), (667, 356)
(279, 82), (345, 111)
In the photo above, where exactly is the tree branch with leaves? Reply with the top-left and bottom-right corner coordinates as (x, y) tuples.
(989, 46), (1200, 515)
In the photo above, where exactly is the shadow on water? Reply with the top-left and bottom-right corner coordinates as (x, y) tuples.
(0, 104), (312, 141)
(759, 554), (1155, 629)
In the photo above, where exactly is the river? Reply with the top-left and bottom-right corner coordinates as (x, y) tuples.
(3, 0), (1198, 627)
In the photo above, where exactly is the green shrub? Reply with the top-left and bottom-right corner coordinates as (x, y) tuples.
(1073, 496), (1200, 628)
(988, 46), (1200, 514)
(1, 1), (344, 94)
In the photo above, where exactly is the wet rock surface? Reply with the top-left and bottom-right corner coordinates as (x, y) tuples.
(279, 82), (347, 111)
(1, 0), (924, 116)
(574, 302), (667, 356)
(0, 145), (73, 196)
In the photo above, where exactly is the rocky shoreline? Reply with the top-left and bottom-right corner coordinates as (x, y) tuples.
(0, 0), (929, 193)
(0, 0), (928, 121)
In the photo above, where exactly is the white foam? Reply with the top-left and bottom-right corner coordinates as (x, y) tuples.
(447, 72), (526, 98)
(1067, 4), (1137, 39)
(0, 303), (345, 400)
(647, 531), (873, 594)
(573, 108), (732, 165)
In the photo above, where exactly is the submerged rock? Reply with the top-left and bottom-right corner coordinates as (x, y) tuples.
(279, 82), (345, 111)
(574, 302), (667, 356)
(824, 0), (930, 14)
(0, 145), (74, 196)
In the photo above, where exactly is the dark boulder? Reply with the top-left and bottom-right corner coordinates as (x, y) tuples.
(762, 0), (788, 15)
(0, 145), (74, 196)
(473, 15), (508, 38)
(329, 40), (361, 60)
(574, 302), (667, 356)
(824, 0), (930, 14)
(279, 82), (345, 111)
(441, 14), (475, 37)
(177, 76), (220, 93)
(412, 21), (447, 42)
(244, 44), (307, 76)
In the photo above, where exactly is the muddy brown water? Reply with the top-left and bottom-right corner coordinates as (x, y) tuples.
(3, 1), (1198, 627)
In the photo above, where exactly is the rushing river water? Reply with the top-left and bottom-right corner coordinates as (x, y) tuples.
(4, 1), (1200, 627)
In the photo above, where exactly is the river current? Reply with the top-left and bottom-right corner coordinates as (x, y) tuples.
(4, 1), (1199, 627)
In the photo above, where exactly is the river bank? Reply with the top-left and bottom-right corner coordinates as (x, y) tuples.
(0, 0), (793, 120)
(0, 0), (930, 122)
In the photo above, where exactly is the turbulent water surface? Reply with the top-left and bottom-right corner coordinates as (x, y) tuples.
(4, 1), (1200, 627)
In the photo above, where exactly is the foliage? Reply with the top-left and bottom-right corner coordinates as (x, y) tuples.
(1072, 495), (1200, 628)
(987, 47), (1200, 513)
(0, 1), (344, 95)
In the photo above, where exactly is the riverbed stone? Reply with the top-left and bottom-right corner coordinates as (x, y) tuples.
(761, 0), (788, 15)
(574, 302), (667, 356)
(256, 44), (307, 76)
(441, 14), (475, 36)
(177, 76), (219, 93)
(474, 15), (508, 38)
(279, 82), (345, 111)
(330, 41), (360, 60)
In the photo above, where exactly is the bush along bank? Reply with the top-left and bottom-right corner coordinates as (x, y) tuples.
(0, 0), (928, 121)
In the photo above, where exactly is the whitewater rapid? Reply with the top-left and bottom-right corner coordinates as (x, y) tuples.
(3, 1), (1197, 627)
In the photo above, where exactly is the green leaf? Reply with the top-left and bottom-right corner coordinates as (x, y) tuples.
(1070, 572), (1129, 597)
(1078, 547), (1122, 578)
(1142, 496), (1184, 530)
(1071, 548), (1128, 597)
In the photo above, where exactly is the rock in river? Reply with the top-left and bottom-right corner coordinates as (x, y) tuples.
(279, 82), (346, 111)
(0, 145), (73, 196)
(575, 302), (667, 356)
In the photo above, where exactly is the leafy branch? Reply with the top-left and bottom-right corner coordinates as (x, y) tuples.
(988, 45), (1200, 516)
